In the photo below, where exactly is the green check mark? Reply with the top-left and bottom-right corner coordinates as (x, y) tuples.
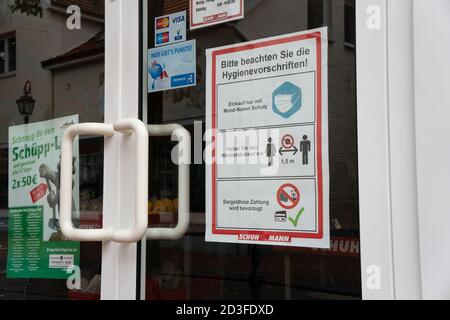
(288, 207), (305, 227)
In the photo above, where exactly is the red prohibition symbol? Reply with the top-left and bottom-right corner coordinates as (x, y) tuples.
(277, 183), (300, 210)
(281, 134), (295, 149)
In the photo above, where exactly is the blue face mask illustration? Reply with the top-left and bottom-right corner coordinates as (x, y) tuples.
(272, 82), (302, 119)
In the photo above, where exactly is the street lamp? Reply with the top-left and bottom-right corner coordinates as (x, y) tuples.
(16, 80), (35, 124)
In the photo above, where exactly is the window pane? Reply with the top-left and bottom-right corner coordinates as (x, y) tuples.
(345, 4), (356, 45)
(145, 0), (360, 300)
(1, 1), (105, 300)
(0, 40), (5, 74)
(308, 0), (324, 29)
(8, 37), (16, 72)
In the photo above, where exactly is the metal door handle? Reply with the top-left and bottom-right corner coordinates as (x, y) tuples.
(147, 124), (191, 240)
(60, 119), (149, 243)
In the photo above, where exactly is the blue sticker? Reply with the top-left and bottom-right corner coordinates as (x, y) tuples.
(171, 73), (195, 87)
(148, 40), (197, 93)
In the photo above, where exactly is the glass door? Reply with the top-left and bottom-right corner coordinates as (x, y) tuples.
(142, 0), (361, 300)
(0, 0), (106, 299)
(1, 0), (367, 301)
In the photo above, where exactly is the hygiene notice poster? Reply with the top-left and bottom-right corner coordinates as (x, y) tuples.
(7, 115), (80, 279)
(148, 40), (197, 93)
(190, 0), (244, 30)
(205, 28), (330, 248)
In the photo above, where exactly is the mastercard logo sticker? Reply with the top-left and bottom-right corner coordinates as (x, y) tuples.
(156, 17), (169, 29)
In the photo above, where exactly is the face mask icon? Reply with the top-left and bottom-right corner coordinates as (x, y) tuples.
(272, 82), (302, 119)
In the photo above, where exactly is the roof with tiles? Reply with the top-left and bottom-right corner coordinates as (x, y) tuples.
(41, 30), (104, 69)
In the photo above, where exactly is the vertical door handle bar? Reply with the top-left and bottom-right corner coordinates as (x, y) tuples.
(147, 124), (191, 240)
(111, 119), (149, 243)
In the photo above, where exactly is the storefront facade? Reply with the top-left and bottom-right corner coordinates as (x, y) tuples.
(0, 0), (449, 300)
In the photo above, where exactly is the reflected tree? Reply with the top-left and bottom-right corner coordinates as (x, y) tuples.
(9, 0), (43, 17)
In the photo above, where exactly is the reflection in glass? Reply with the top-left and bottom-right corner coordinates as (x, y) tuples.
(0, 39), (5, 74)
(0, 0), (105, 300)
(8, 37), (15, 72)
(145, 0), (360, 300)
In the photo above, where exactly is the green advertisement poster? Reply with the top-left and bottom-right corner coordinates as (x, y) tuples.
(7, 115), (80, 279)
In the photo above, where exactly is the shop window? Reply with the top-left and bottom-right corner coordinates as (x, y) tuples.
(0, 32), (16, 75)
(145, 0), (360, 300)
(344, 1), (356, 46)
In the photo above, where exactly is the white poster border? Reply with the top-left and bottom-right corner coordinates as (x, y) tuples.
(205, 28), (329, 249)
(189, 0), (244, 30)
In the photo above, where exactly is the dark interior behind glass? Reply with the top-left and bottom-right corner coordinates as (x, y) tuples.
(145, 0), (360, 300)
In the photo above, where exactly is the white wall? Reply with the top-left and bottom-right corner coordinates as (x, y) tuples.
(414, 0), (450, 299)
(53, 61), (104, 123)
(0, 7), (102, 144)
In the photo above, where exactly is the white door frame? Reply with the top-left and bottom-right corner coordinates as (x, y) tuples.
(101, 0), (141, 300)
(356, 0), (422, 300)
(413, 0), (450, 300)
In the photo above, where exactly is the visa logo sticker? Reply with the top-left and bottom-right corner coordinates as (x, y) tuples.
(154, 10), (186, 47)
(172, 15), (185, 24)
